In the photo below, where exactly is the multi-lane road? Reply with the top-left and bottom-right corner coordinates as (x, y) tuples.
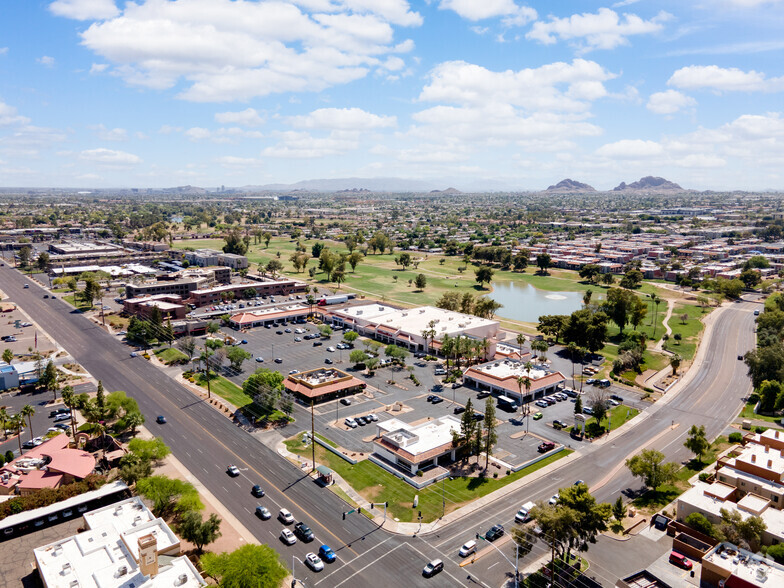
(0, 264), (756, 587)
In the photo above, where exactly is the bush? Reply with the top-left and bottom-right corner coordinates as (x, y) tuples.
(698, 473), (711, 482)
(755, 426), (767, 434)
(684, 512), (716, 538)
(728, 432), (743, 443)
(0, 474), (107, 520)
(416, 470), (423, 477)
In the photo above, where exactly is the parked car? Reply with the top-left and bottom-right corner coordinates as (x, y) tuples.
(422, 559), (444, 578)
(549, 494), (559, 505)
(585, 378), (596, 385)
(431, 396), (443, 404)
(485, 524), (504, 541)
(251, 485), (265, 497)
(305, 552), (324, 572)
(278, 509), (295, 524)
(669, 551), (693, 570)
(366, 413), (379, 422)
(454, 406), (466, 414)
(324, 358), (334, 365)
(610, 394), (623, 402)
(255, 357), (264, 362)
(598, 379), (611, 388)
(538, 441), (556, 453)
(313, 341), (323, 347)
(226, 465), (240, 476)
(340, 397), (352, 406)
(274, 358), (283, 363)
(318, 544), (336, 563)
(582, 406), (594, 415)
(280, 528), (297, 545)
(294, 521), (315, 542)
(532, 412), (543, 420)
(53, 413), (71, 422)
(344, 417), (357, 429)
(477, 391), (490, 399)
(356, 416), (367, 426)
(472, 412), (484, 422)
(255, 506), (271, 520)
(553, 419), (568, 429)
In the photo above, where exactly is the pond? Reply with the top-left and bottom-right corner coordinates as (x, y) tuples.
(489, 280), (586, 323)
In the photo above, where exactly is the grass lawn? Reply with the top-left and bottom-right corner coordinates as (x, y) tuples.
(632, 436), (732, 513)
(570, 405), (640, 438)
(191, 372), (290, 422)
(154, 347), (189, 365)
(285, 432), (571, 523)
(63, 295), (92, 312)
(739, 399), (782, 423)
(664, 303), (705, 361)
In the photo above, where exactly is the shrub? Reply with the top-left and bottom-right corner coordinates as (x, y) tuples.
(698, 473), (711, 482)
(728, 432), (743, 443)
(416, 470), (423, 477)
(755, 426), (767, 434)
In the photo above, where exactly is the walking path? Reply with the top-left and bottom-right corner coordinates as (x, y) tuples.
(653, 298), (675, 353)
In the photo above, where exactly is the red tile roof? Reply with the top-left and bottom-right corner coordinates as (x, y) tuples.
(17, 469), (63, 490)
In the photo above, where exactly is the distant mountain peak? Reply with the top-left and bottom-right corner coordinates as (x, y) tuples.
(613, 176), (682, 192)
(430, 187), (462, 194)
(546, 179), (596, 192)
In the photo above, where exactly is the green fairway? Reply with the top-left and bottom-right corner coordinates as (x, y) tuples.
(665, 303), (705, 360)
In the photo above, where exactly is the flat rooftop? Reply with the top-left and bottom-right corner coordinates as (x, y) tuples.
(378, 416), (460, 458)
(336, 304), (497, 336)
(83, 497), (155, 535)
(703, 543), (784, 587)
(469, 358), (551, 381)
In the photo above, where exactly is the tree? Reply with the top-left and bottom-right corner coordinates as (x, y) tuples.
(685, 512), (716, 538)
(243, 368), (284, 399)
(767, 543), (784, 564)
(127, 437), (171, 463)
(396, 252), (411, 269)
(719, 508), (766, 551)
(603, 288), (637, 333)
(200, 544), (287, 588)
(574, 396), (583, 415)
(612, 496), (627, 522)
(223, 229), (248, 255)
(36, 252), (51, 273)
(528, 503), (579, 568)
(745, 344), (784, 389)
(684, 424), (710, 464)
(349, 350), (369, 366)
(40, 360), (58, 394)
(262, 231), (272, 247)
(343, 330), (358, 345)
(176, 336), (197, 360)
(619, 269), (643, 289)
(510, 525), (537, 560)
(414, 273), (427, 290)
(531, 339), (548, 362)
(556, 483), (612, 560)
(385, 344), (410, 365)
(474, 267), (494, 289)
(311, 241), (324, 258)
(579, 264), (601, 283)
(318, 324), (333, 338)
(758, 380), (784, 413)
(96, 380), (106, 420)
(20, 404), (35, 444)
(177, 510), (222, 554)
(18, 245), (32, 267)
(537, 315), (568, 344)
(739, 268), (762, 290)
(136, 475), (202, 518)
(536, 253), (551, 274)
(589, 391), (609, 425)
(626, 449), (679, 491)
(265, 259), (284, 277)
(226, 346), (251, 371)
(2, 348), (12, 364)
(670, 353), (682, 375)
(80, 277), (102, 309)
(483, 397), (497, 470)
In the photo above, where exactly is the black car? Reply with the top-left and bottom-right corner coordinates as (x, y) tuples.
(426, 395), (437, 402)
(432, 384), (443, 392)
(294, 521), (315, 542)
(251, 485), (265, 497)
(356, 416), (367, 426)
(472, 412), (484, 421)
(477, 391), (490, 399)
(313, 341), (323, 347)
(274, 358), (283, 364)
(430, 396), (443, 404)
(610, 394), (623, 402)
(324, 358), (333, 364)
(276, 330), (283, 335)
(156, 415), (167, 424)
(485, 524), (504, 541)
(453, 406), (466, 414)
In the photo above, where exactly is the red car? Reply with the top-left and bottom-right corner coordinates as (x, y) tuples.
(669, 551), (693, 570)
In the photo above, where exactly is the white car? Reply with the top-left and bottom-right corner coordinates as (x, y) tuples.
(278, 508), (295, 524)
(366, 413), (379, 422)
(327, 346), (336, 352)
(280, 528), (297, 545)
(344, 417), (357, 429)
(549, 494), (559, 505)
(305, 552), (324, 572)
(459, 540), (477, 557)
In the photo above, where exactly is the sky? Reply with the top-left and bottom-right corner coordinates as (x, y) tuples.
(1, 0), (784, 191)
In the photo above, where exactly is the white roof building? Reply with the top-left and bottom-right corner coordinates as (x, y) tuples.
(34, 497), (204, 588)
(373, 416), (461, 475)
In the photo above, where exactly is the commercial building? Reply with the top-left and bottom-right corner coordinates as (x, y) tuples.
(327, 304), (499, 356)
(462, 359), (566, 404)
(182, 248), (248, 270)
(0, 361), (20, 390)
(0, 434), (95, 495)
(187, 276), (307, 307)
(123, 295), (188, 321)
(229, 304), (309, 329)
(34, 496), (205, 588)
(373, 416), (461, 474)
(700, 542), (784, 588)
(125, 278), (207, 300)
(283, 368), (366, 404)
(677, 440), (784, 546)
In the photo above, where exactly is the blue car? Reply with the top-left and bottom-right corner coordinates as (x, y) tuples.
(318, 544), (336, 563)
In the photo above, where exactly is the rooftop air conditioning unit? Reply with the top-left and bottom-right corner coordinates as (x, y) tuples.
(176, 574), (189, 586)
(117, 566), (128, 577)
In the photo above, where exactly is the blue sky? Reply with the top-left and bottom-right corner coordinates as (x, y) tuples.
(1, 0), (784, 191)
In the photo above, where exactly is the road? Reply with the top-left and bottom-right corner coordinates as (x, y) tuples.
(0, 265), (757, 587)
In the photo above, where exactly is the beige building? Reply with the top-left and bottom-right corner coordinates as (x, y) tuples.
(463, 358), (566, 404)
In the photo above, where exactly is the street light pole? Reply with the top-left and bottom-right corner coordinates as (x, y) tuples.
(476, 533), (519, 588)
(310, 399), (316, 473)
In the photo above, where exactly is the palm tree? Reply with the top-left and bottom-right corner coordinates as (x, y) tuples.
(199, 346), (213, 399)
(61, 386), (77, 438)
(583, 289), (593, 307)
(20, 404), (35, 444)
(516, 332), (526, 359)
(577, 346), (587, 394)
(567, 342), (578, 386)
(441, 334), (453, 370)
(12, 414), (24, 455)
(0, 407), (8, 440)
(517, 373), (532, 434)
(531, 339), (548, 362)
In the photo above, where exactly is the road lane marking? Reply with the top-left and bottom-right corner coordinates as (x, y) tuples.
(314, 536), (392, 586)
(330, 542), (406, 588)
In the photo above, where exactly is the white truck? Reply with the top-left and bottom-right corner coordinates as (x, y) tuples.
(515, 501), (536, 524)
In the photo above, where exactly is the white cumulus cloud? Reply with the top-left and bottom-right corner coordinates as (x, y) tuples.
(288, 107), (396, 130)
(595, 139), (664, 158)
(215, 108), (265, 127)
(184, 127), (212, 141)
(88, 124), (128, 141)
(646, 90), (697, 114)
(438, 0), (536, 25)
(79, 148), (141, 165)
(37, 56), (55, 67)
(0, 102), (31, 126)
(527, 8), (670, 52)
(78, 0), (420, 102)
(49, 0), (119, 20)
(668, 65), (784, 92)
